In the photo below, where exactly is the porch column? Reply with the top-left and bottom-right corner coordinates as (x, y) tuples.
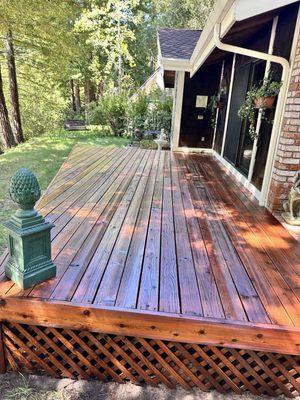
(171, 71), (185, 150)
(266, 23), (300, 212)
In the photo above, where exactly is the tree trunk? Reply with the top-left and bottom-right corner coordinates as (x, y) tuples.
(0, 65), (16, 149)
(84, 79), (95, 121)
(6, 29), (24, 144)
(70, 79), (76, 112)
(75, 84), (81, 114)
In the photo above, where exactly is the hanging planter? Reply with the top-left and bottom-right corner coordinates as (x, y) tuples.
(253, 96), (276, 109)
(238, 74), (282, 140)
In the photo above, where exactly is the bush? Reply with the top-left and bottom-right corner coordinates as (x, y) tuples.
(127, 91), (149, 139)
(86, 92), (128, 136)
(145, 90), (173, 138)
(87, 88), (173, 139)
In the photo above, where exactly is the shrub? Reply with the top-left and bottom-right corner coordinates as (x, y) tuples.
(145, 90), (173, 138)
(87, 91), (129, 136)
(127, 91), (149, 140)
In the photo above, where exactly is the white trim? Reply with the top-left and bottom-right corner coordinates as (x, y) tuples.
(262, 4), (300, 206)
(173, 147), (214, 154)
(235, 0), (299, 21)
(221, 53), (236, 156)
(213, 150), (262, 200)
(247, 16), (278, 183)
(212, 60), (225, 150)
(171, 71), (185, 149)
(160, 57), (191, 72)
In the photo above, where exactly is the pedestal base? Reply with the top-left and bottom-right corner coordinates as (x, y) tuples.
(281, 212), (300, 226)
(5, 259), (56, 290)
(3, 210), (56, 290)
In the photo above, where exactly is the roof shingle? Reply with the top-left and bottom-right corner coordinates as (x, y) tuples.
(158, 28), (202, 60)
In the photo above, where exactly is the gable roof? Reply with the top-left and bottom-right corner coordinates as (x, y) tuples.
(158, 29), (202, 60)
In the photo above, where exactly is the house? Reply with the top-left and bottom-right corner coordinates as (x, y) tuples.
(158, 0), (300, 214)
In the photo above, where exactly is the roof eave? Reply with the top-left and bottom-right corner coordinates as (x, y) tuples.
(190, 0), (299, 77)
(159, 56), (191, 72)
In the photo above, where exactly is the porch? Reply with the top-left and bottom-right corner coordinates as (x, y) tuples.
(0, 145), (299, 396)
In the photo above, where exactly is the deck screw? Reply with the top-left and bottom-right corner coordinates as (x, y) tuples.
(257, 334), (263, 339)
(150, 325), (156, 330)
(199, 329), (205, 335)
(0, 299), (5, 307)
(119, 323), (125, 328)
(232, 338), (238, 342)
(83, 310), (90, 316)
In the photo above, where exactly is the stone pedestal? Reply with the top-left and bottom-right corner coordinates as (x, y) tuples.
(3, 168), (56, 289)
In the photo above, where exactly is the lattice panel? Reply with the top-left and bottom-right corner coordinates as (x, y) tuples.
(2, 322), (300, 397)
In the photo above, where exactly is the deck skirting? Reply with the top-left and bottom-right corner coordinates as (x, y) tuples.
(1, 321), (299, 397)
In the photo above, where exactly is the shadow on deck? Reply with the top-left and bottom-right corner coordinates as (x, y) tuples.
(0, 145), (299, 396)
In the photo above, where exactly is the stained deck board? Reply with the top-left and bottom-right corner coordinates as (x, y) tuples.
(0, 145), (300, 355)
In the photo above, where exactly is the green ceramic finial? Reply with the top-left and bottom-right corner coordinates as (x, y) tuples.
(3, 168), (56, 289)
(9, 168), (41, 217)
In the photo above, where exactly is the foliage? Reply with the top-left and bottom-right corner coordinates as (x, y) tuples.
(74, 0), (158, 90)
(238, 76), (282, 139)
(156, 0), (215, 29)
(139, 139), (158, 149)
(88, 89), (173, 139)
(145, 90), (173, 137)
(0, 0), (215, 149)
(127, 91), (149, 137)
(89, 91), (129, 136)
(207, 90), (224, 128)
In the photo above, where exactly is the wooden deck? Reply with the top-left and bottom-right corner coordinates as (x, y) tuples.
(0, 145), (299, 395)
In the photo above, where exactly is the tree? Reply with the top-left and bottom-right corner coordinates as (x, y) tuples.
(5, 29), (24, 143)
(0, 64), (16, 149)
(74, 0), (156, 91)
(156, 0), (215, 29)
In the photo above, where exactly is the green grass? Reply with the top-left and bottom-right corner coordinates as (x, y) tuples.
(0, 129), (128, 252)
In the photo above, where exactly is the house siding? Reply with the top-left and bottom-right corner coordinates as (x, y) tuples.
(267, 29), (300, 212)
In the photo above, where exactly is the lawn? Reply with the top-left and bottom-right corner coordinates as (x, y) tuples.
(0, 129), (128, 253)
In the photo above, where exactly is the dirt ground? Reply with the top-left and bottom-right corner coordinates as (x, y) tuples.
(0, 373), (298, 400)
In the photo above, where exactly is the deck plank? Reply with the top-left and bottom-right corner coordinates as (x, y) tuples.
(72, 149), (150, 303)
(50, 148), (144, 301)
(170, 152), (203, 316)
(198, 156), (299, 326)
(1, 145), (300, 352)
(116, 151), (160, 309)
(175, 155), (224, 319)
(94, 150), (156, 306)
(159, 152), (180, 314)
(138, 152), (165, 312)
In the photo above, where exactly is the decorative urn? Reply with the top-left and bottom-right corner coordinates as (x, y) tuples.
(2, 168), (56, 289)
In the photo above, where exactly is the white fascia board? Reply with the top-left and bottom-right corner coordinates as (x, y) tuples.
(190, 0), (235, 65)
(235, 0), (299, 21)
(190, 1), (236, 76)
(160, 57), (191, 72)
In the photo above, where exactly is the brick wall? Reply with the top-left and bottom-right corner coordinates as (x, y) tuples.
(267, 31), (300, 213)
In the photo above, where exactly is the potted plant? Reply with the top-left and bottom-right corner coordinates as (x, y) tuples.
(252, 76), (282, 108)
(238, 76), (282, 139)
